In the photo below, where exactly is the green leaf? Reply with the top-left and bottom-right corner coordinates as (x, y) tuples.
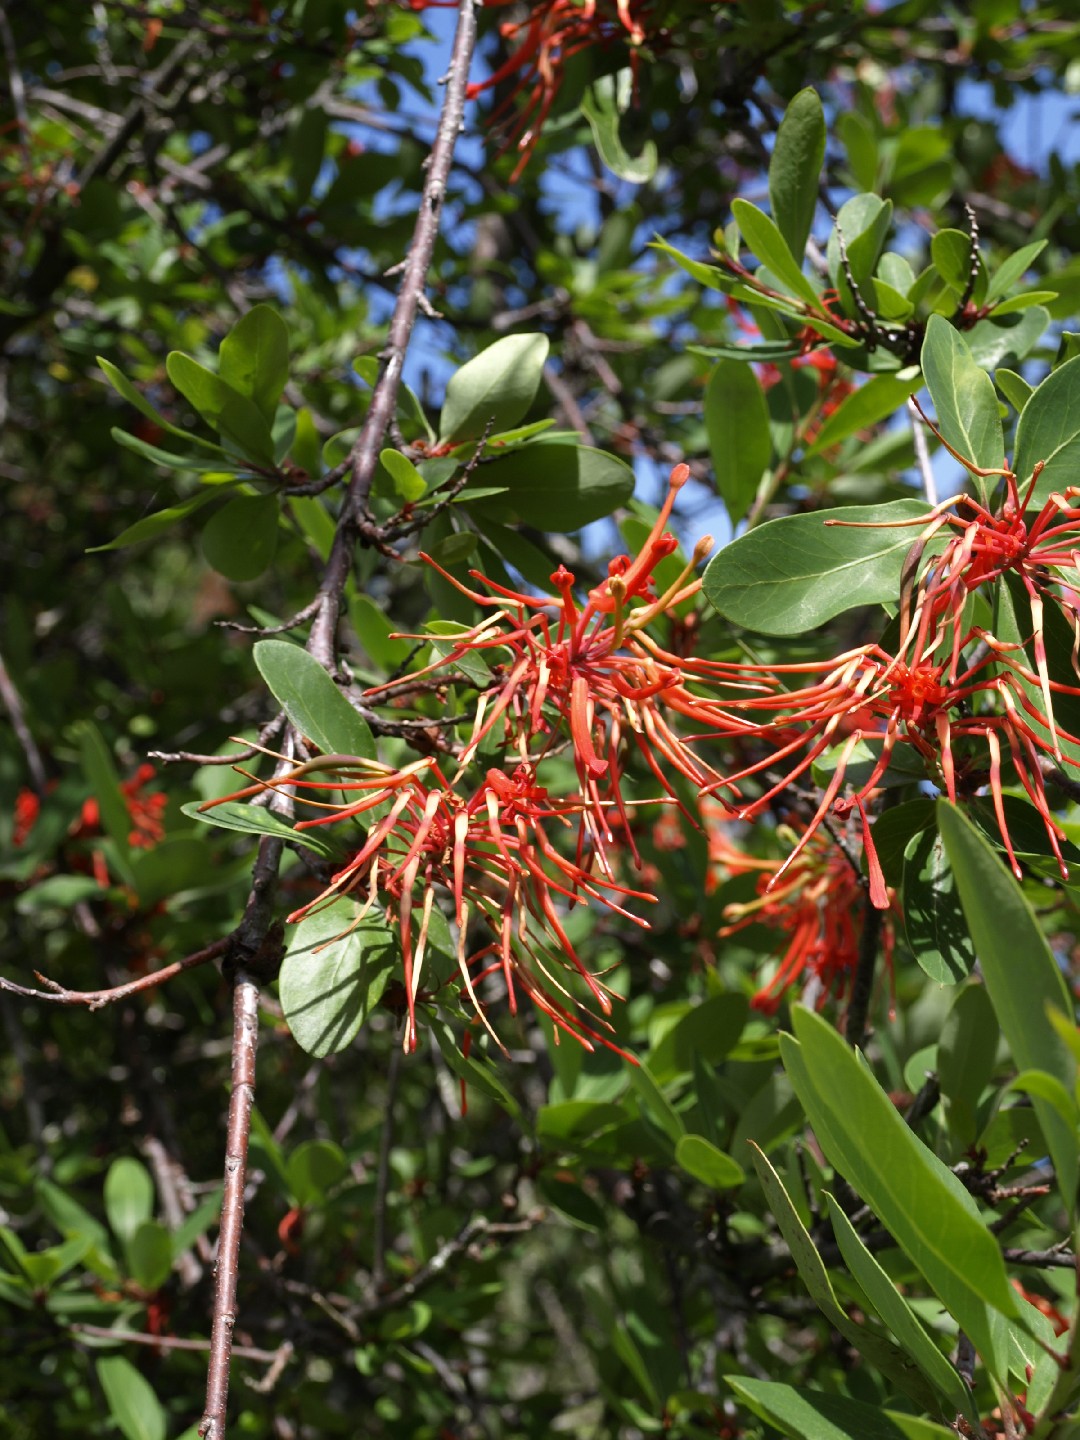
(536, 1172), (606, 1231)
(125, 1220), (173, 1292)
(938, 983), (1000, 1149)
(379, 448), (427, 501)
(781, 1006), (1019, 1373)
(729, 1377), (956, 1440)
(630, 1065), (685, 1145)
(286, 1140), (348, 1205)
(804, 373), (921, 457)
(732, 199), (821, 309)
(110, 426), (238, 474)
(467, 442), (634, 531)
(279, 902), (398, 1057)
(218, 305), (290, 423)
(181, 800), (339, 858)
(921, 314), (1005, 485)
(749, 1145), (944, 1413)
(253, 639), (376, 759)
(96, 1357), (166, 1440)
(104, 1158), (154, 1245)
(987, 239), (1048, 302)
(97, 357), (224, 452)
(166, 352), (277, 464)
(901, 826), (978, 984)
(77, 723), (134, 881)
(438, 334), (550, 444)
(201, 493), (280, 582)
(827, 194), (893, 295)
(769, 88), (826, 263)
(581, 71), (657, 183)
(674, 1134), (745, 1189)
(965, 307), (1049, 371)
(824, 1195), (974, 1416)
(996, 367), (1033, 411)
(937, 800), (1079, 1213)
(88, 483), (235, 552)
(931, 228), (986, 303)
(704, 361), (772, 522)
(703, 500), (935, 635)
(1014, 354), (1080, 503)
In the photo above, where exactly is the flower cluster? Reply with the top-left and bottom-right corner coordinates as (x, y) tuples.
(205, 434), (1080, 1043)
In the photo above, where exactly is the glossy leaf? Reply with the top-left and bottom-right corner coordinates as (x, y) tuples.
(675, 1134), (744, 1189)
(768, 88), (826, 262)
(379, 447), (427, 501)
(181, 800), (339, 858)
(704, 361), (772, 522)
(467, 442), (634, 531)
(201, 493), (280, 582)
(703, 500), (934, 635)
(749, 1145), (944, 1413)
(921, 314), (1005, 483)
(804, 372), (921, 457)
(581, 71), (657, 183)
(97, 356), (224, 451)
(937, 983), (1000, 1148)
(781, 1006), (1019, 1373)
(279, 903), (398, 1057)
(125, 1220), (173, 1292)
(901, 826), (977, 984)
(824, 1195), (974, 1417)
(104, 1158), (154, 1245)
(96, 1357), (166, 1440)
(937, 800), (1078, 1212)
(1014, 354), (1080, 501)
(729, 1377), (955, 1440)
(218, 305), (290, 422)
(438, 334), (549, 444)
(166, 352), (276, 464)
(732, 198), (821, 308)
(253, 639), (376, 759)
(88, 483), (235, 552)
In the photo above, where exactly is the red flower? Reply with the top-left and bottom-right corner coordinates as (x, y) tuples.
(12, 788), (39, 847)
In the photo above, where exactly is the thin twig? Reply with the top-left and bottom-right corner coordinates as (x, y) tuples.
(371, 1043), (403, 1294)
(306, 0), (479, 667)
(72, 1324), (290, 1366)
(908, 398), (938, 506)
(199, 970), (263, 1440)
(0, 938), (229, 1010)
(0, 647), (47, 794)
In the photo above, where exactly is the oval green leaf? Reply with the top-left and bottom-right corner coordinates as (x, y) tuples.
(466, 442), (634, 531)
(703, 499), (933, 635)
(705, 361), (772, 523)
(201, 493), (280, 582)
(438, 333), (550, 444)
(768, 88), (826, 263)
(279, 902), (398, 1057)
(96, 1357), (166, 1440)
(921, 314), (1005, 485)
(675, 1134), (745, 1190)
(253, 639), (376, 759)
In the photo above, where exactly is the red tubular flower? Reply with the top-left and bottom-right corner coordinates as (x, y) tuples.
(711, 824), (894, 1017)
(203, 753), (654, 1054)
(12, 788), (39, 847)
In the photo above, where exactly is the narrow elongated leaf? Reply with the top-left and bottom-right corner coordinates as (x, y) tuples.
(804, 373), (921, 457)
(901, 826), (977, 984)
(769, 88), (826, 262)
(166, 352), (276, 464)
(921, 314), (1005, 484)
(253, 640), (375, 759)
(749, 1145), (944, 1413)
(824, 1195), (974, 1416)
(937, 801), (1078, 1213)
(732, 199), (821, 308)
(987, 239), (1048, 302)
(1014, 354), (1080, 502)
(581, 72), (657, 183)
(218, 305), (290, 422)
(88, 484), (235, 551)
(181, 798), (340, 857)
(704, 361), (772, 522)
(97, 357), (224, 451)
(439, 334), (549, 444)
(703, 500), (934, 635)
(729, 1377), (955, 1440)
(781, 1007), (1019, 1374)
(279, 902), (398, 1057)
(938, 983), (999, 1148)
(77, 723), (135, 885)
(110, 427), (231, 473)
(96, 1358), (166, 1440)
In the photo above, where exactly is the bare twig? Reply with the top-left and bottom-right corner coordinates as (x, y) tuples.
(908, 398), (939, 506)
(72, 1324), (291, 1367)
(0, 647), (47, 794)
(306, 0), (479, 667)
(199, 970), (263, 1440)
(0, 938), (229, 1010)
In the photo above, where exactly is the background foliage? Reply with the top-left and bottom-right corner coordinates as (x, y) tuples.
(5, 2), (1080, 1437)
